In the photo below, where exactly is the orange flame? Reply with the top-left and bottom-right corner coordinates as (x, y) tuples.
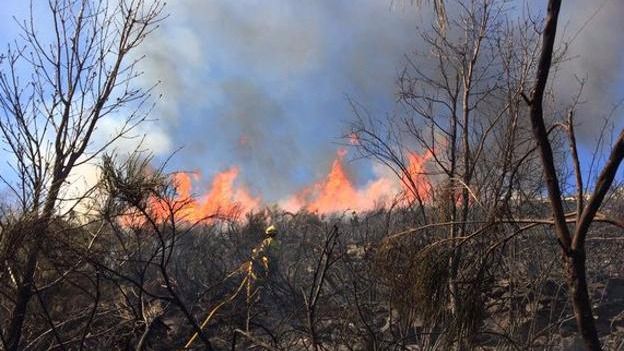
(174, 168), (260, 222)
(402, 150), (433, 203)
(122, 147), (433, 225)
(280, 149), (419, 214)
(122, 168), (260, 226)
(306, 153), (359, 213)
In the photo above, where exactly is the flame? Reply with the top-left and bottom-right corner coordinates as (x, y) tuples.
(280, 149), (412, 214)
(175, 168), (260, 222)
(306, 153), (359, 213)
(402, 150), (433, 203)
(121, 147), (433, 225)
(122, 168), (260, 226)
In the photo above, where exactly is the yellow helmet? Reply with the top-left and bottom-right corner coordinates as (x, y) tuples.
(265, 225), (278, 236)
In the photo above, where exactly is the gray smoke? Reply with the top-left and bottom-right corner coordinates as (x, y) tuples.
(218, 79), (301, 196)
(137, 0), (420, 200)
(134, 0), (624, 200)
(556, 0), (624, 143)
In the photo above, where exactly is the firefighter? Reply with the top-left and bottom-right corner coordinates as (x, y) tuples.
(247, 224), (281, 305)
(257, 225), (280, 276)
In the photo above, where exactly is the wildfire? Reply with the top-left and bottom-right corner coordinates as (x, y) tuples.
(173, 168), (260, 222)
(280, 148), (430, 214)
(279, 150), (363, 213)
(402, 150), (433, 203)
(123, 148), (432, 224)
(122, 168), (260, 226)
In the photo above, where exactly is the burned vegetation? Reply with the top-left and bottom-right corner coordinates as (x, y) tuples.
(2, 187), (623, 350)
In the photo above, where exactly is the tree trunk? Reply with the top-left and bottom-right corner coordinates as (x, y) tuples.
(565, 248), (601, 350)
(6, 181), (60, 350)
(6, 247), (39, 351)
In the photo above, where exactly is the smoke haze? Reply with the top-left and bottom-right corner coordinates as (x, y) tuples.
(0, 0), (622, 204)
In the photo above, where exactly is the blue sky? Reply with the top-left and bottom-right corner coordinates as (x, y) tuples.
(0, 0), (622, 204)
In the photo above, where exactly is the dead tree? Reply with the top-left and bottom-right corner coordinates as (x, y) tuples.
(97, 154), (216, 350)
(527, 0), (624, 349)
(0, 1), (164, 349)
(352, 0), (624, 349)
(351, 1), (535, 347)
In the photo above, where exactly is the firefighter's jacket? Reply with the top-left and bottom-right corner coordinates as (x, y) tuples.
(251, 237), (280, 278)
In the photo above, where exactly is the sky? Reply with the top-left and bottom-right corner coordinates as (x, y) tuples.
(134, 0), (422, 201)
(0, 0), (623, 211)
